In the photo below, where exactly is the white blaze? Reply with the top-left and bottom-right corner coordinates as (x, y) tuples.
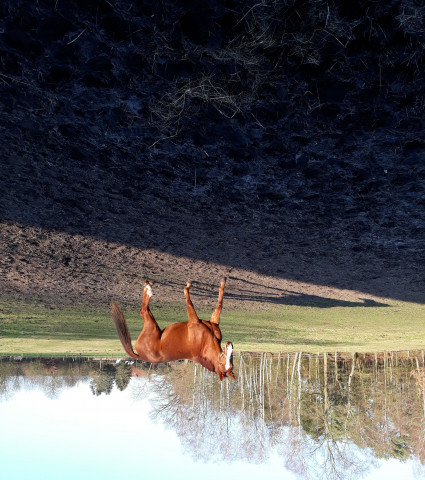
(225, 343), (233, 370)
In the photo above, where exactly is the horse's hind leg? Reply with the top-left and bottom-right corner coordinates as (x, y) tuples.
(210, 277), (226, 325)
(184, 282), (200, 324)
(139, 281), (161, 332)
(135, 281), (162, 361)
(140, 281), (153, 312)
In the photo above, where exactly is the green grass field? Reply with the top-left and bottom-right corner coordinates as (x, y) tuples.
(1, 296), (424, 356)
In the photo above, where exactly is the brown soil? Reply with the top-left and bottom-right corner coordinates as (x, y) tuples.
(1, 1), (424, 309)
(0, 220), (417, 312)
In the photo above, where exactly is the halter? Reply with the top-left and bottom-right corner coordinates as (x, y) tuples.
(218, 352), (226, 368)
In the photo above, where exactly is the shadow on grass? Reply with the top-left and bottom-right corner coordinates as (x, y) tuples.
(185, 276), (390, 308)
(267, 293), (388, 308)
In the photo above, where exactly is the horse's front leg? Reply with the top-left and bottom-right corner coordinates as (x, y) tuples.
(210, 277), (226, 325)
(184, 282), (201, 324)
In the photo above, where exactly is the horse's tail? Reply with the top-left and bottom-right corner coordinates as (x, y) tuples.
(111, 302), (141, 359)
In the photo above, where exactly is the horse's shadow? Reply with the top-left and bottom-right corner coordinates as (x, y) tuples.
(187, 276), (390, 308)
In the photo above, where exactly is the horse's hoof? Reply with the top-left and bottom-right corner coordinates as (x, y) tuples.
(144, 282), (153, 297)
(220, 277), (227, 286)
(185, 281), (192, 289)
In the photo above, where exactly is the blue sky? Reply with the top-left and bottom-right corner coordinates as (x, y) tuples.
(0, 379), (421, 480)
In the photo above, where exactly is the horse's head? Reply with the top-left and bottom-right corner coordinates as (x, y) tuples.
(218, 342), (235, 381)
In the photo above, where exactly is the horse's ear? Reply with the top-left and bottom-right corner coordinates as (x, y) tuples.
(219, 371), (224, 381)
(228, 371), (236, 381)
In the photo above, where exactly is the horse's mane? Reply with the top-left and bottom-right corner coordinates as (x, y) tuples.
(197, 355), (215, 373)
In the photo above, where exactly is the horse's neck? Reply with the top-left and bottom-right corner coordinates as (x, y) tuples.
(198, 355), (217, 373)
(199, 342), (221, 373)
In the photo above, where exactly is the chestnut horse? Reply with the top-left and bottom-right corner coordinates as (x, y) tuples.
(111, 278), (235, 380)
